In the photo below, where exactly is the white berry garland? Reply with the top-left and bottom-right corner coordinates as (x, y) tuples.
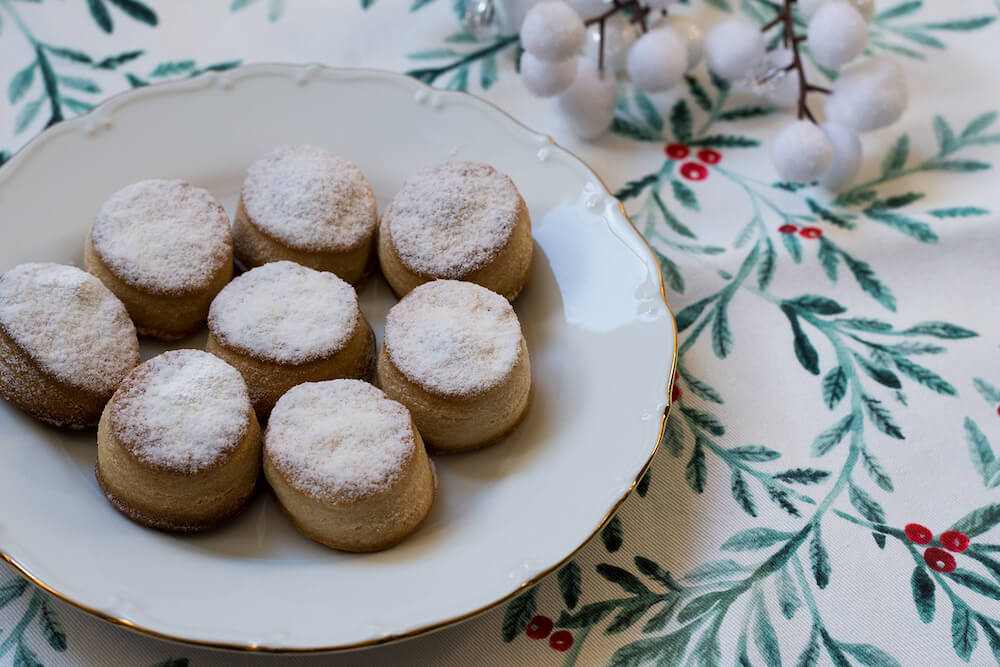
(478, 0), (910, 190)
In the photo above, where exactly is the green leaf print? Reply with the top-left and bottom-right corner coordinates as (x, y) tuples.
(711, 301), (733, 358)
(862, 395), (904, 439)
(882, 134), (909, 175)
(951, 601), (978, 661)
(634, 90), (662, 131)
(781, 305), (820, 375)
(806, 198), (855, 229)
(671, 178), (699, 211)
(875, 1), (921, 21)
(849, 483), (886, 523)
(634, 556), (680, 591)
(596, 564), (649, 595)
(681, 407), (726, 436)
(854, 353), (902, 389)
(601, 515), (624, 553)
(787, 295), (846, 315)
(8, 62), (36, 105)
(861, 448), (895, 492)
(891, 356), (955, 395)
(809, 528), (831, 589)
(107, 0), (157, 26)
(773, 468), (831, 485)
(947, 569), (1000, 600)
(776, 565), (801, 619)
(501, 587), (536, 642)
(558, 561), (581, 609)
(688, 135), (759, 148)
(901, 321), (977, 338)
(934, 115), (959, 152)
(962, 111), (998, 137)
(949, 503), (1000, 538)
(974, 378), (1000, 403)
(684, 74), (712, 111)
(721, 528), (796, 551)
(731, 470), (758, 517)
(685, 440), (707, 493)
(753, 592), (782, 667)
(728, 445), (781, 461)
(929, 206), (989, 217)
(39, 598), (66, 651)
(94, 49), (144, 69)
(911, 566), (935, 623)
(823, 366), (848, 408)
(669, 99), (692, 141)
(813, 414), (854, 456)
(782, 232), (803, 263)
(0, 579), (28, 608)
(87, 0), (113, 32)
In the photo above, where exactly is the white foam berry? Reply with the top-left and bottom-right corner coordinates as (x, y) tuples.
(581, 13), (638, 73)
(771, 120), (834, 183)
(497, 0), (540, 32)
(819, 123), (863, 190)
(705, 19), (766, 81)
(807, 2), (868, 69)
(557, 59), (618, 139)
(520, 1), (586, 62)
(661, 15), (704, 70)
(521, 52), (578, 97)
(825, 56), (908, 132)
(800, 0), (874, 22)
(626, 28), (687, 92)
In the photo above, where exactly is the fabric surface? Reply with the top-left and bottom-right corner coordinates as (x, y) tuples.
(1, 1), (1000, 665)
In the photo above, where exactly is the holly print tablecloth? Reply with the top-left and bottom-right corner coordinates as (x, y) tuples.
(1, 1), (999, 665)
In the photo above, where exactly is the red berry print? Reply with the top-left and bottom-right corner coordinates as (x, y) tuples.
(549, 630), (574, 652)
(799, 227), (823, 239)
(940, 530), (971, 553)
(778, 224), (798, 235)
(525, 615), (553, 640)
(924, 547), (957, 573)
(666, 143), (690, 159)
(672, 384), (682, 403)
(697, 148), (722, 164)
(904, 523), (933, 545)
(680, 162), (708, 181)
(996, 404), (1000, 416)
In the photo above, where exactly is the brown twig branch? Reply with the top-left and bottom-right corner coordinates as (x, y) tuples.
(763, 0), (829, 122)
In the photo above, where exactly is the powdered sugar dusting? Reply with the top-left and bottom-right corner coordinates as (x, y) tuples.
(242, 145), (376, 251)
(386, 161), (521, 277)
(384, 280), (522, 396)
(110, 350), (251, 473)
(266, 380), (415, 502)
(92, 179), (231, 294)
(208, 261), (360, 364)
(0, 263), (139, 394)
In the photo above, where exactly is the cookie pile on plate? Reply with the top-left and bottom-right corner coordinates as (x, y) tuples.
(0, 146), (534, 552)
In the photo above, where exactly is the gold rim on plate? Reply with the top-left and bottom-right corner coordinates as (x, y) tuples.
(0, 63), (679, 653)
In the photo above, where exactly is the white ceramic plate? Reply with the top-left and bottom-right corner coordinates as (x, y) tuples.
(0, 65), (675, 652)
